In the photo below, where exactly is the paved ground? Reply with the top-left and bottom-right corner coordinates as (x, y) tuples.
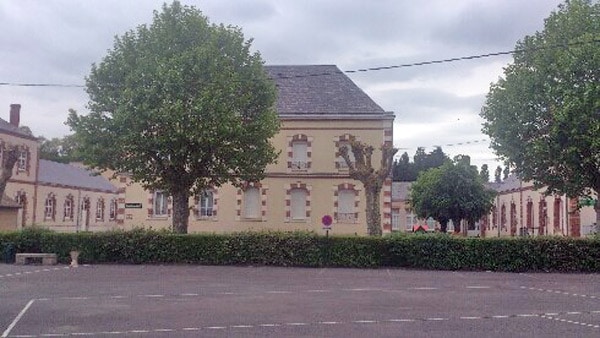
(1, 263), (599, 337)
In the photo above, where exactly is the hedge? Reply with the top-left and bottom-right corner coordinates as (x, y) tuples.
(1, 228), (600, 272)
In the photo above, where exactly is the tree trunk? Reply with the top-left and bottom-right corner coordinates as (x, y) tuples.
(365, 184), (382, 236)
(595, 199), (600, 234)
(0, 147), (19, 197)
(440, 220), (448, 233)
(452, 218), (461, 234)
(172, 190), (190, 234)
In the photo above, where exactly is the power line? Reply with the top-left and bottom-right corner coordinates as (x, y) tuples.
(2, 38), (599, 88)
(396, 138), (491, 151)
(0, 82), (84, 88)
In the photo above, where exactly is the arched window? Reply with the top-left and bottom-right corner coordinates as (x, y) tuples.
(64, 195), (74, 221)
(109, 198), (118, 220)
(96, 198), (105, 221)
(44, 194), (56, 221)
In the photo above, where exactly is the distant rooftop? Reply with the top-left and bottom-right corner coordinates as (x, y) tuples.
(0, 118), (37, 140)
(392, 181), (412, 201)
(38, 160), (118, 193)
(265, 65), (390, 117)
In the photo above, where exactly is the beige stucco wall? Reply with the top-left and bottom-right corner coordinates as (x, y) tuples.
(119, 116), (393, 234)
(35, 185), (119, 232)
(485, 182), (596, 237)
(2, 132), (39, 184)
(0, 208), (18, 231)
(4, 183), (35, 228)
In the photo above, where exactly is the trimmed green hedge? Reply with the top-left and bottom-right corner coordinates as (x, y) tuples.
(1, 228), (600, 272)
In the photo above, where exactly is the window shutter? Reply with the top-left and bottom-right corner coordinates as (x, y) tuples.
(291, 189), (307, 220)
(338, 190), (354, 214)
(244, 187), (260, 218)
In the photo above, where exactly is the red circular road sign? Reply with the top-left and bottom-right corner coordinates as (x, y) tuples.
(322, 215), (333, 229)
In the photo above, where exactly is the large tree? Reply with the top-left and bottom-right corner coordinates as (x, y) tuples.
(0, 144), (20, 198)
(392, 146), (449, 181)
(38, 133), (80, 163)
(409, 158), (495, 233)
(67, 1), (279, 233)
(340, 140), (397, 236)
(481, 0), (600, 226)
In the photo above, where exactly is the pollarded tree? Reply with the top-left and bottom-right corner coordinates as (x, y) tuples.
(340, 140), (397, 236)
(67, 1), (279, 233)
(409, 159), (495, 233)
(479, 164), (490, 183)
(0, 144), (20, 198)
(481, 0), (600, 226)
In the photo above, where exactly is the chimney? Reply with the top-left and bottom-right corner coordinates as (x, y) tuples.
(10, 104), (20, 127)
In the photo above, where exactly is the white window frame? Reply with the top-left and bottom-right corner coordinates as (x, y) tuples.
(44, 196), (54, 220)
(64, 197), (73, 220)
(290, 188), (307, 220)
(17, 150), (27, 171)
(199, 190), (214, 217)
(337, 189), (355, 223)
(244, 187), (260, 219)
(291, 141), (308, 170)
(109, 199), (117, 220)
(153, 191), (168, 217)
(96, 199), (104, 221)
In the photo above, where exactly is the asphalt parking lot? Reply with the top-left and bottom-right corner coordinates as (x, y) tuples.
(1, 264), (599, 337)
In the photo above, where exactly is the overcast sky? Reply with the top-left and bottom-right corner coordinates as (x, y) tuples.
(0, 0), (564, 171)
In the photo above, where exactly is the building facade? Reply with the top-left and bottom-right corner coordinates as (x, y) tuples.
(391, 176), (597, 237)
(481, 175), (597, 238)
(5, 65), (396, 235)
(116, 65), (395, 235)
(2, 104), (122, 232)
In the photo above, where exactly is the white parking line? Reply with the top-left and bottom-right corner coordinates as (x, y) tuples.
(9, 310), (600, 337)
(2, 299), (35, 338)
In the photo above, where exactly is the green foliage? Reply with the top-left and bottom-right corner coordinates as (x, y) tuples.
(409, 159), (496, 232)
(481, 0), (600, 227)
(3, 228), (600, 272)
(393, 146), (449, 181)
(67, 1), (280, 233)
(479, 164), (490, 183)
(37, 134), (81, 163)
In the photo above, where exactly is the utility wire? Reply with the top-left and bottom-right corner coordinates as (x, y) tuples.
(396, 138), (491, 151)
(2, 38), (599, 88)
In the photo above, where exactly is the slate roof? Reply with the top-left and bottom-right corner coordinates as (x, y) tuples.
(392, 181), (412, 202)
(265, 65), (389, 116)
(38, 160), (118, 193)
(0, 194), (20, 208)
(492, 174), (523, 193)
(0, 118), (37, 140)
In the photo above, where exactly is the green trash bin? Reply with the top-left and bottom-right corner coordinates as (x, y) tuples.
(2, 243), (16, 264)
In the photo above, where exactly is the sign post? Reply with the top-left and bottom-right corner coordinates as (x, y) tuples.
(322, 215), (332, 238)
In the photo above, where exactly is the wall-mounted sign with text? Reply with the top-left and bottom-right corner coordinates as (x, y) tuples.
(124, 203), (143, 209)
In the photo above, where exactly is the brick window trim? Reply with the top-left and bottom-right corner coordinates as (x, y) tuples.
(335, 134), (358, 170)
(287, 134), (313, 172)
(284, 183), (311, 223)
(333, 183), (360, 224)
(194, 188), (219, 221)
(236, 182), (268, 221)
